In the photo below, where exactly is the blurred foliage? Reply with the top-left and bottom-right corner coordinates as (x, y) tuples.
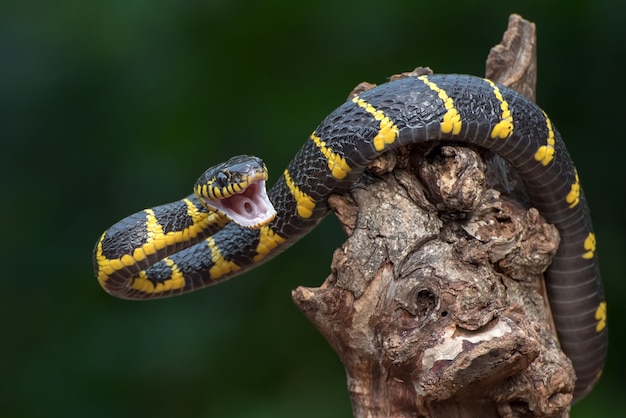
(1, 0), (624, 417)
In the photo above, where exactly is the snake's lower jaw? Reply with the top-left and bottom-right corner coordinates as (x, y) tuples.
(203, 179), (276, 228)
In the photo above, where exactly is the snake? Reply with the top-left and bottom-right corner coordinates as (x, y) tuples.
(93, 73), (607, 400)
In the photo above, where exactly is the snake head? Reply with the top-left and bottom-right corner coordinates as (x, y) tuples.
(194, 155), (276, 228)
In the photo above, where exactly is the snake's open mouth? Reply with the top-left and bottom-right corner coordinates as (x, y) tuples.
(203, 178), (276, 228)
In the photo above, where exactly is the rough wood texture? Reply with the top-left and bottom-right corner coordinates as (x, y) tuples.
(291, 14), (575, 418)
(486, 14), (537, 103)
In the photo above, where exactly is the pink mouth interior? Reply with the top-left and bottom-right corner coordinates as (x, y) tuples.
(204, 180), (276, 228)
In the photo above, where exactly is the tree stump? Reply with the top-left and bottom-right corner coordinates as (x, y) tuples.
(291, 14), (575, 418)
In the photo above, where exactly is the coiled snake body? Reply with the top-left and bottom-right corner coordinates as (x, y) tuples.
(94, 74), (607, 400)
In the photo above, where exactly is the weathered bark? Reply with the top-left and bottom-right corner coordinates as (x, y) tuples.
(292, 14), (574, 418)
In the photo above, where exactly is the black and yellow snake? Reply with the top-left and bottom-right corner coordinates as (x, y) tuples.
(93, 74), (607, 400)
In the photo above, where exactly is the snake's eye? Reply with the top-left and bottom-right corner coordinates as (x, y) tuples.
(215, 172), (228, 188)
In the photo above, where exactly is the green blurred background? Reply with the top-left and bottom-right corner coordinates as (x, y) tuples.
(2, 0), (624, 417)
